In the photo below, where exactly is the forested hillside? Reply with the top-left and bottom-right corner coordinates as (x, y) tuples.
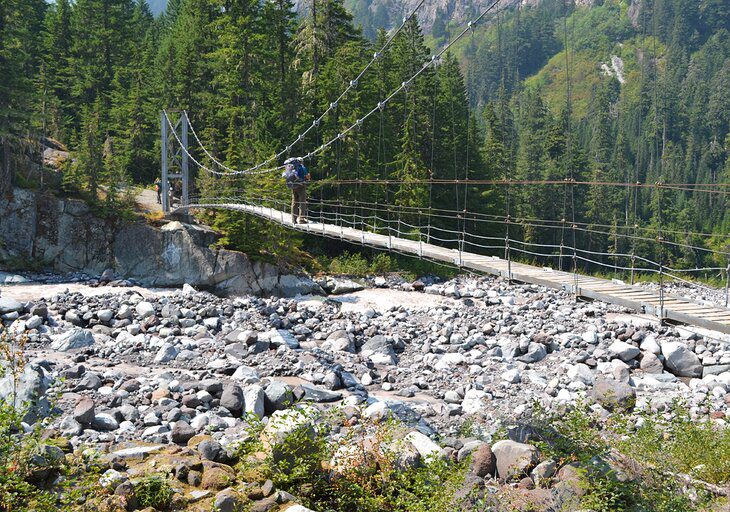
(1, 0), (729, 271)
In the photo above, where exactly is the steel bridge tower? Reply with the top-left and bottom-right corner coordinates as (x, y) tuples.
(160, 110), (190, 213)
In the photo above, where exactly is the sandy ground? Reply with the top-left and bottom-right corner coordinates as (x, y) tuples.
(300, 288), (467, 314)
(0, 282), (176, 302)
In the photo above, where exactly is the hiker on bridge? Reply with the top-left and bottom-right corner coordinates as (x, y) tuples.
(283, 157), (310, 224)
(154, 178), (161, 204)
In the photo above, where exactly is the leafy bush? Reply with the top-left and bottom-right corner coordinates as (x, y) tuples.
(240, 408), (467, 512)
(0, 333), (57, 512)
(526, 401), (729, 511)
(134, 475), (174, 509)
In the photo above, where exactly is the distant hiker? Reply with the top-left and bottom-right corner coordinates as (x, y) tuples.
(154, 178), (161, 204)
(283, 157), (310, 224)
(167, 181), (174, 207)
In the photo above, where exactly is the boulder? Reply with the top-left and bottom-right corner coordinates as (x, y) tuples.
(404, 431), (442, 461)
(470, 444), (497, 478)
(592, 376), (636, 412)
(491, 440), (538, 481)
(243, 385), (265, 419)
(361, 335), (397, 365)
(261, 406), (318, 462)
(517, 343), (547, 363)
(154, 343), (179, 363)
(50, 329), (95, 351)
(135, 301), (155, 318)
(661, 342), (702, 378)
(171, 421), (196, 444)
(299, 384), (341, 403)
(639, 352), (663, 374)
(264, 381), (294, 414)
(0, 297), (24, 314)
(220, 384), (244, 415)
(73, 397), (96, 425)
(0, 362), (52, 423)
(608, 341), (640, 362)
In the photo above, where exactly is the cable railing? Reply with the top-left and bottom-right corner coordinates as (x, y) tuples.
(184, 193), (730, 310)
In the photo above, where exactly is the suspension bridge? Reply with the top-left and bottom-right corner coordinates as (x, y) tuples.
(156, 0), (730, 336)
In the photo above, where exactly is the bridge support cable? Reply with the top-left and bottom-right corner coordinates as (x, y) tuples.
(179, 0), (429, 177)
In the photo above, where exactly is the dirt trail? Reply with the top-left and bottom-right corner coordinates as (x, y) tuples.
(135, 187), (162, 213)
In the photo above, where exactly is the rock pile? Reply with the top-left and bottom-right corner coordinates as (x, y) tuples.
(2, 272), (730, 509)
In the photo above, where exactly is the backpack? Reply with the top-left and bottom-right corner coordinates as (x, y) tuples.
(282, 160), (307, 189)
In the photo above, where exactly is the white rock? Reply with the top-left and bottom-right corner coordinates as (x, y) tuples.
(51, 328), (95, 351)
(609, 341), (640, 362)
(567, 363), (595, 385)
(640, 336), (661, 355)
(405, 431), (442, 461)
(135, 301), (155, 318)
(501, 368), (521, 384)
(243, 385), (265, 419)
(462, 389), (486, 414)
(434, 353), (466, 370)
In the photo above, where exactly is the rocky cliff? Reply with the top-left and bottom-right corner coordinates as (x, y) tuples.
(0, 188), (321, 297)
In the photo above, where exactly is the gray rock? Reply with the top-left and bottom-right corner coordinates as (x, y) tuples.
(609, 341), (640, 362)
(76, 372), (102, 390)
(171, 421), (196, 444)
(703, 365), (730, 378)
(300, 384), (341, 403)
(268, 329), (300, 349)
(329, 278), (364, 295)
(639, 352), (663, 374)
(92, 413), (119, 431)
(662, 341), (702, 378)
(592, 376), (636, 412)
(0, 297), (24, 314)
(60, 416), (83, 436)
(25, 315), (43, 330)
(0, 363), (51, 423)
(361, 335), (397, 365)
(517, 343), (547, 364)
(531, 459), (557, 482)
(220, 383), (244, 415)
(50, 328), (95, 351)
(97, 309), (114, 323)
(154, 343), (179, 363)
(232, 366), (260, 384)
(264, 381), (294, 413)
(73, 397), (96, 425)
(198, 439), (226, 462)
(214, 489), (242, 512)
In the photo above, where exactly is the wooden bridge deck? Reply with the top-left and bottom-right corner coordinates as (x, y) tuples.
(189, 203), (730, 335)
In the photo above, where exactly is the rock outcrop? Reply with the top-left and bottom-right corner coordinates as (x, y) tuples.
(0, 188), (321, 296)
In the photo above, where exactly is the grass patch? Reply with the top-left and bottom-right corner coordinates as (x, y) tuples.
(526, 401), (730, 512)
(134, 475), (174, 510)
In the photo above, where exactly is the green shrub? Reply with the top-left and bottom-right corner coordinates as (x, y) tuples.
(134, 475), (174, 509)
(0, 333), (57, 512)
(257, 410), (467, 512)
